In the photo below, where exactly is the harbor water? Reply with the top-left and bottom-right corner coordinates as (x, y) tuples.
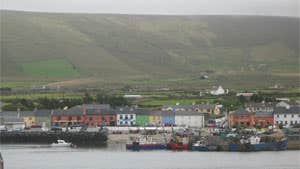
(1, 144), (300, 169)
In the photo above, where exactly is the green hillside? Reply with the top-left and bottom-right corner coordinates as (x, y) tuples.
(0, 10), (299, 88)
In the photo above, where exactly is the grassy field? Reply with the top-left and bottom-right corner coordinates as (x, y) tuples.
(0, 92), (82, 100)
(139, 98), (217, 106)
(22, 58), (80, 78)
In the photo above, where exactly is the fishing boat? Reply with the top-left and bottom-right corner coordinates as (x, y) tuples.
(126, 136), (167, 151)
(191, 137), (218, 151)
(229, 135), (287, 151)
(167, 136), (189, 150)
(168, 141), (189, 150)
(51, 139), (72, 147)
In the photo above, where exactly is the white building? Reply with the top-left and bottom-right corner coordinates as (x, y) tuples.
(210, 86), (227, 95)
(117, 113), (136, 126)
(274, 107), (300, 127)
(123, 95), (143, 98)
(175, 111), (205, 128)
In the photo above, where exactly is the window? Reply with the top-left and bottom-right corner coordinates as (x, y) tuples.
(57, 116), (61, 121)
(295, 121), (298, 124)
(110, 116), (114, 120)
(120, 115), (123, 119)
(291, 114), (294, 118)
(125, 115), (128, 120)
(277, 114), (279, 118)
(120, 121), (123, 125)
(290, 121), (293, 125)
(125, 121), (128, 125)
(280, 121), (283, 124)
(130, 115), (133, 119)
(130, 121), (133, 125)
(89, 117), (93, 121)
(285, 121), (288, 124)
(77, 116), (81, 121)
(276, 121), (279, 124)
(284, 115), (287, 118)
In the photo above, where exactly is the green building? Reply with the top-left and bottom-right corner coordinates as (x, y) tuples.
(135, 110), (151, 126)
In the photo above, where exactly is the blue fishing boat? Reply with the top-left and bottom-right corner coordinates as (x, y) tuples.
(229, 136), (287, 151)
(126, 136), (167, 151)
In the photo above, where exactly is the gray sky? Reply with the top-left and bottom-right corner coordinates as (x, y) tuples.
(1, 0), (299, 17)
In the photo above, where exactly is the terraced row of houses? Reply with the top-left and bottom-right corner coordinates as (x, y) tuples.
(1, 101), (299, 130)
(1, 104), (212, 129)
(51, 105), (205, 128)
(230, 101), (300, 128)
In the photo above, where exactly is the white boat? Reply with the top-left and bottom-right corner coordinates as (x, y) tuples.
(51, 140), (72, 147)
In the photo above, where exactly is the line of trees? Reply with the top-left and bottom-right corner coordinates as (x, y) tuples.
(2, 93), (130, 111)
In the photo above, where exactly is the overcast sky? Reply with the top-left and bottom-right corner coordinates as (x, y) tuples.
(1, 0), (299, 17)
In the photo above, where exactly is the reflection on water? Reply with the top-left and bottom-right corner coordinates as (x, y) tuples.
(1, 144), (300, 169)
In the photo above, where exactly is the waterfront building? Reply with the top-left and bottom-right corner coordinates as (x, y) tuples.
(0, 111), (25, 130)
(274, 106), (300, 127)
(174, 111), (205, 128)
(84, 110), (116, 127)
(51, 104), (115, 127)
(51, 106), (84, 127)
(116, 107), (136, 126)
(254, 111), (274, 128)
(135, 109), (151, 127)
(23, 111), (36, 127)
(148, 111), (162, 126)
(33, 109), (52, 128)
(161, 111), (175, 126)
(230, 109), (255, 128)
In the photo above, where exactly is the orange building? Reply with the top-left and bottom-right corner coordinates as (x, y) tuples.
(51, 104), (115, 127)
(230, 109), (255, 128)
(254, 111), (274, 128)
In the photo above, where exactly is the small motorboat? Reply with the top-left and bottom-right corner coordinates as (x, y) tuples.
(51, 140), (72, 147)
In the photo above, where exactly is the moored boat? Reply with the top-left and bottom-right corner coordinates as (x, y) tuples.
(51, 139), (72, 147)
(167, 141), (189, 150)
(126, 136), (167, 151)
(229, 136), (288, 151)
(191, 137), (218, 151)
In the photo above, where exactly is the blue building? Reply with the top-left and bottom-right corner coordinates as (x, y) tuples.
(161, 111), (175, 126)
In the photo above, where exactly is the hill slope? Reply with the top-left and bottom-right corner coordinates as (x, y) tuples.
(1, 10), (299, 88)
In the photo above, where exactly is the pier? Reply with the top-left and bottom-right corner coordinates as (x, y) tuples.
(0, 131), (108, 146)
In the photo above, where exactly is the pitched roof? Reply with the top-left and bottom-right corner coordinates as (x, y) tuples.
(273, 107), (300, 114)
(245, 102), (275, 108)
(175, 111), (205, 116)
(0, 111), (34, 117)
(83, 104), (110, 110)
(232, 109), (251, 115)
(33, 109), (52, 117)
(162, 104), (217, 110)
(254, 111), (273, 117)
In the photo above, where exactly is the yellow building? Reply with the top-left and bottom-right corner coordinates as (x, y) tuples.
(148, 112), (162, 125)
(24, 116), (36, 127)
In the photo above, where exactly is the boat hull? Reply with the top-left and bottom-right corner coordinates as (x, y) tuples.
(229, 139), (288, 152)
(167, 142), (189, 150)
(191, 145), (217, 151)
(126, 144), (167, 151)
